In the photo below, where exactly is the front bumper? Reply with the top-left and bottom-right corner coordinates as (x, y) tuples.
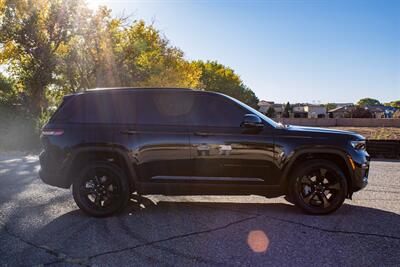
(349, 150), (370, 192)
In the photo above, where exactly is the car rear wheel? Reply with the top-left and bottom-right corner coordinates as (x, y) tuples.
(288, 160), (348, 215)
(72, 162), (130, 217)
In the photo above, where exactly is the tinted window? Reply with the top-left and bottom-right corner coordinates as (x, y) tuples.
(186, 94), (246, 127)
(55, 93), (136, 124)
(136, 92), (194, 126)
(112, 93), (136, 124)
(68, 94), (115, 123)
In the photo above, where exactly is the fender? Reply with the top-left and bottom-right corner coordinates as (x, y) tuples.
(65, 146), (139, 187)
(279, 147), (354, 190)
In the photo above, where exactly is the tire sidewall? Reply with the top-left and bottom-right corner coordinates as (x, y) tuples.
(72, 162), (130, 217)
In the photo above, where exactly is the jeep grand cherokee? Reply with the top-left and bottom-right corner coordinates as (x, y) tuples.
(39, 88), (369, 217)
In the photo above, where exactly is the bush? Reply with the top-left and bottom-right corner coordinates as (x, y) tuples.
(0, 106), (40, 151)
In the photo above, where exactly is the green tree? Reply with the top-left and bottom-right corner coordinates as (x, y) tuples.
(194, 60), (258, 108)
(0, 0), (86, 115)
(325, 103), (337, 111)
(266, 106), (275, 118)
(357, 98), (381, 106)
(345, 107), (372, 118)
(56, 12), (202, 93)
(282, 102), (291, 118)
(0, 73), (17, 106)
(385, 100), (400, 109)
(0, 1), (260, 119)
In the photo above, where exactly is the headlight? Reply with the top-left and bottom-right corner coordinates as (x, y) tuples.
(350, 140), (366, 150)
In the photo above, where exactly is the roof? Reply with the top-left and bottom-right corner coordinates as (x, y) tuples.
(66, 87), (230, 99)
(364, 105), (385, 112)
(258, 100), (274, 106)
(328, 106), (347, 113)
(86, 87), (193, 93)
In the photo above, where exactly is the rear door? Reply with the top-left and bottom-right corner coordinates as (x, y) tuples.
(113, 90), (192, 184)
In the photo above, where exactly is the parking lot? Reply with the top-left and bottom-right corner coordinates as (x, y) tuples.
(0, 152), (399, 266)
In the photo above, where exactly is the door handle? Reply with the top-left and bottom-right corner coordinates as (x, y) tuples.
(194, 132), (214, 137)
(120, 130), (137, 135)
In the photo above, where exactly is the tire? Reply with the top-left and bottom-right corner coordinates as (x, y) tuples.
(288, 159), (348, 215)
(72, 162), (130, 217)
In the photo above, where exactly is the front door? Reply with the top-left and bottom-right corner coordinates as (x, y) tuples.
(186, 93), (278, 185)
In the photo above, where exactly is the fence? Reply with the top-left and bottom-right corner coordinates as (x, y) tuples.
(367, 140), (400, 159)
(276, 118), (400, 127)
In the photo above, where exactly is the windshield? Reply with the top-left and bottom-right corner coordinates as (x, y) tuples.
(223, 94), (279, 128)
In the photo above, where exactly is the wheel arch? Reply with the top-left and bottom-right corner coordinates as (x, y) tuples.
(66, 147), (138, 190)
(281, 149), (354, 197)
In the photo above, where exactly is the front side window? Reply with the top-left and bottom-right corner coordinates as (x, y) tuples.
(185, 94), (247, 127)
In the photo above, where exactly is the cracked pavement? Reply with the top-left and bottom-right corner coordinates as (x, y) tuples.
(0, 152), (399, 266)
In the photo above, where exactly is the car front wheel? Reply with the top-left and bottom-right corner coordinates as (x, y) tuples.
(288, 160), (348, 215)
(72, 162), (130, 217)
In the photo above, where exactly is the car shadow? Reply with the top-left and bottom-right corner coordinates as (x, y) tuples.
(13, 194), (400, 266)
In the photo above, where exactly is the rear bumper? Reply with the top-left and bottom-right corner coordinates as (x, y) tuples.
(39, 151), (71, 188)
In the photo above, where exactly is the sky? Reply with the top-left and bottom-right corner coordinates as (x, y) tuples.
(87, 0), (400, 104)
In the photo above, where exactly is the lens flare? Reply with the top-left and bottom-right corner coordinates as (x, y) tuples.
(247, 230), (269, 253)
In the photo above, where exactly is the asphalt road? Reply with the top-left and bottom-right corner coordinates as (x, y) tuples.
(0, 152), (399, 267)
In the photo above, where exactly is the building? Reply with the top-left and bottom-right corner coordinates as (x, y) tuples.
(304, 105), (326, 118)
(292, 104), (307, 118)
(258, 101), (284, 117)
(333, 103), (353, 108)
(365, 105), (398, 118)
(328, 106), (349, 118)
(291, 104), (326, 118)
(258, 100), (274, 114)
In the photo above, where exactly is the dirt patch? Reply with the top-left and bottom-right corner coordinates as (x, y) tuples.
(329, 127), (400, 140)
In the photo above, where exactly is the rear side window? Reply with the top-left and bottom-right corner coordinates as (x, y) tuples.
(136, 92), (194, 126)
(111, 93), (136, 124)
(68, 94), (115, 123)
(60, 93), (137, 124)
(186, 94), (246, 127)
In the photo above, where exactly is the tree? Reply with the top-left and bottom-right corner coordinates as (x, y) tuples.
(266, 106), (275, 118)
(124, 21), (201, 88)
(194, 60), (259, 108)
(385, 100), (400, 109)
(344, 107), (372, 118)
(0, 1), (259, 118)
(282, 102), (291, 118)
(0, 73), (16, 106)
(357, 98), (381, 106)
(325, 103), (337, 111)
(56, 12), (202, 93)
(0, 0), (86, 115)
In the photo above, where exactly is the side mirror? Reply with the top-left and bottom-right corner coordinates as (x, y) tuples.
(241, 114), (264, 128)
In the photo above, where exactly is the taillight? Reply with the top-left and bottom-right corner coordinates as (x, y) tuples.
(42, 129), (64, 136)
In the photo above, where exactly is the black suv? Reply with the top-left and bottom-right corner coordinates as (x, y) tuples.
(39, 88), (369, 217)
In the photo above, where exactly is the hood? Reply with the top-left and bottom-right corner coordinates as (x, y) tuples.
(285, 125), (364, 140)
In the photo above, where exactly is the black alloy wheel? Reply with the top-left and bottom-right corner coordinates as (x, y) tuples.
(72, 162), (129, 217)
(289, 160), (348, 214)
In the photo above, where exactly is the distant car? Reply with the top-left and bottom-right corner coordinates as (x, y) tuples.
(39, 88), (370, 217)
